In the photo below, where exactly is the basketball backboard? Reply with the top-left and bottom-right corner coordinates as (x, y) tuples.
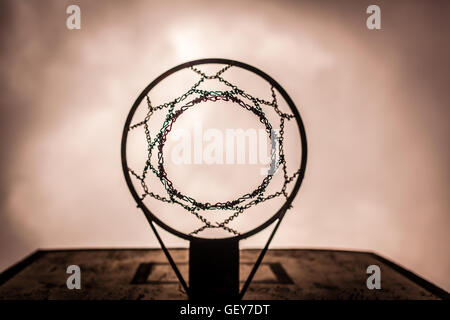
(0, 249), (447, 300)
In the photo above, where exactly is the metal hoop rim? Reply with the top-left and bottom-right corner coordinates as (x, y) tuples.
(121, 58), (308, 241)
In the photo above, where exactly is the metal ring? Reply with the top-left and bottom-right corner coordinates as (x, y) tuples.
(121, 58), (308, 241)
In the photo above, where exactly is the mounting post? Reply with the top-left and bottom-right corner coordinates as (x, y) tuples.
(189, 238), (239, 300)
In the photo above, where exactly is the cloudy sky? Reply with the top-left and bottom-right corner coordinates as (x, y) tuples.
(0, 0), (449, 291)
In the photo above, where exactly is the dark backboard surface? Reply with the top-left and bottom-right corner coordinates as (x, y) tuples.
(0, 249), (447, 300)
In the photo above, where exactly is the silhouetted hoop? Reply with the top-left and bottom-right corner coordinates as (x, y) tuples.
(121, 58), (308, 241)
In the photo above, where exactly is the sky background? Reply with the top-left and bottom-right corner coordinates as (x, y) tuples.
(0, 0), (449, 291)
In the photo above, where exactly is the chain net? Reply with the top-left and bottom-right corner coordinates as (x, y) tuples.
(127, 65), (302, 236)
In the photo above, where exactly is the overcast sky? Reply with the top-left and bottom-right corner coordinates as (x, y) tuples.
(0, 0), (449, 291)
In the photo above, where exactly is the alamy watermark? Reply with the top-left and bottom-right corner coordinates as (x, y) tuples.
(366, 5), (381, 30)
(66, 265), (81, 289)
(366, 265), (381, 290)
(66, 5), (81, 30)
(168, 123), (280, 175)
